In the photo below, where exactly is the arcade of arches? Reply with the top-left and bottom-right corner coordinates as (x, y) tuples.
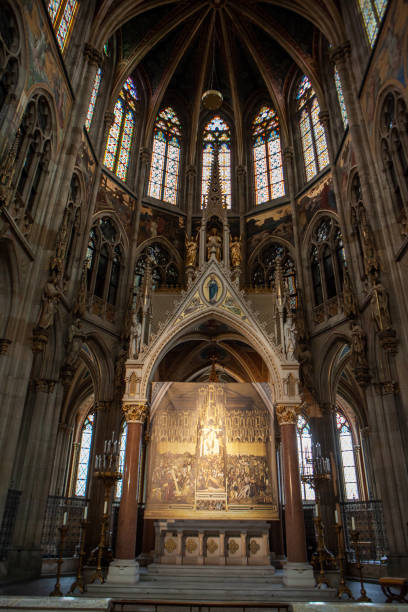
(0, 0), (408, 600)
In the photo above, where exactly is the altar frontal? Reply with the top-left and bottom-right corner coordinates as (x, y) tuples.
(145, 383), (278, 520)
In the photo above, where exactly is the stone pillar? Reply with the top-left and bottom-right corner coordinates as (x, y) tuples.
(276, 404), (314, 587)
(106, 402), (148, 584)
(185, 165), (196, 238)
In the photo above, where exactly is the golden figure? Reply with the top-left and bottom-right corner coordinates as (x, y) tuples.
(185, 232), (198, 267)
(207, 227), (222, 261)
(230, 235), (241, 268)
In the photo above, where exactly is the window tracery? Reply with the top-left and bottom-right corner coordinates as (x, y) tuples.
(296, 415), (315, 502)
(309, 216), (346, 322)
(336, 411), (359, 500)
(85, 68), (102, 132)
(12, 94), (53, 237)
(62, 173), (81, 278)
(47, 0), (79, 52)
(250, 241), (297, 307)
(133, 242), (180, 291)
(86, 217), (123, 321)
(296, 75), (329, 182)
(358, 0), (388, 47)
(379, 91), (408, 231)
(202, 116), (231, 208)
(115, 420), (127, 499)
(103, 77), (137, 182)
(74, 412), (95, 497)
(252, 105), (285, 205)
(0, 3), (20, 115)
(148, 106), (181, 205)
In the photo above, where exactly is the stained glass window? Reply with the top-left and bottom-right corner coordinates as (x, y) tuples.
(297, 416), (315, 502)
(115, 421), (128, 498)
(48, 0), (78, 52)
(75, 412), (95, 497)
(85, 68), (102, 131)
(358, 0), (389, 47)
(336, 412), (359, 500)
(252, 105), (285, 205)
(148, 107), (181, 205)
(297, 75), (328, 182)
(202, 116), (231, 208)
(103, 77), (137, 181)
(334, 68), (348, 128)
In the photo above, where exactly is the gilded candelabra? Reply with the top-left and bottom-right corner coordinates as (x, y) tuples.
(351, 528), (372, 602)
(50, 517), (68, 597)
(67, 511), (89, 594)
(335, 520), (354, 599)
(301, 443), (332, 588)
(89, 433), (122, 584)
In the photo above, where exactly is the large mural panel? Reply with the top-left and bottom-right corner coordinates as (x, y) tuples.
(145, 383), (278, 520)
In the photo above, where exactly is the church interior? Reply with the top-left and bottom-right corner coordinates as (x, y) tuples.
(0, 0), (408, 609)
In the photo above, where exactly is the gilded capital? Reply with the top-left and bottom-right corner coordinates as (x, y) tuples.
(123, 402), (149, 424)
(275, 404), (300, 426)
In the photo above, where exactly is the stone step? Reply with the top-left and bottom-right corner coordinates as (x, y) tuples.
(146, 564), (277, 578)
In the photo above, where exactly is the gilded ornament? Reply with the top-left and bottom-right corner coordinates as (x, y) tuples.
(228, 539), (239, 554)
(186, 538), (198, 553)
(164, 538), (177, 553)
(249, 539), (260, 555)
(122, 402), (149, 424)
(229, 235), (242, 268)
(207, 539), (218, 554)
(185, 233), (198, 268)
(275, 404), (300, 426)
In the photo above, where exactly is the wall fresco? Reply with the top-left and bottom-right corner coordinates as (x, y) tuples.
(138, 204), (186, 252)
(95, 174), (135, 236)
(297, 173), (337, 236)
(145, 382), (278, 520)
(246, 204), (293, 252)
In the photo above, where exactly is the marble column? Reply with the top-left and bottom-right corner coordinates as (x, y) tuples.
(106, 402), (148, 584)
(276, 404), (314, 587)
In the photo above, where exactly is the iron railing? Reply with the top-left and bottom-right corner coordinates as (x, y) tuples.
(0, 489), (21, 560)
(41, 495), (88, 557)
(341, 499), (388, 563)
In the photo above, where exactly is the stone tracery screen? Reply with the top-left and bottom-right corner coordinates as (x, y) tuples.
(145, 383), (278, 520)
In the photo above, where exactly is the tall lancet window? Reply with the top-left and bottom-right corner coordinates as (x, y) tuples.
(297, 75), (329, 182)
(75, 412), (95, 497)
(336, 411), (359, 500)
(252, 105), (284, 204)
(296, 415), (315, 502)
(148, 107), (181, 205)
(103, 77), (137, 181)
(358, 0), (388, 47)
(202, 116), (231, 208)
(115, 420), (127, 499)
(85, 68), (102, 131)
(47, 0), (79, 52)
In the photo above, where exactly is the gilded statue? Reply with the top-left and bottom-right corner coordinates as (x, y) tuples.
(185, 233), (198, 268)
(229, 235), (241, 268)
(207, 227), (222, 261)
(350, 323), (368, 370)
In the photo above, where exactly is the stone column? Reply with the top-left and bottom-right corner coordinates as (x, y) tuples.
(106, 402), (148, 584)
(276, 404), (314, 587)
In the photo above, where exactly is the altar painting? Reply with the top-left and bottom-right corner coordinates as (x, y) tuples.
(145, 383), (278, 520)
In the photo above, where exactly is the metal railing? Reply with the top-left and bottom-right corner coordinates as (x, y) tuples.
(41, 495), (88, 557)
(112, 601), (290, 612)
(0, 489), (21, 560)
(341, 499), (388, 563)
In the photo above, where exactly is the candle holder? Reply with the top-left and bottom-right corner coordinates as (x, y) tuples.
(350, 529), (372, 602)
(89, 433), (122, 584)
(335, 523), (354, 599)
(313, 501), (330, 588)
(67, 519), (89, 594)
(49, 525), (68, 597)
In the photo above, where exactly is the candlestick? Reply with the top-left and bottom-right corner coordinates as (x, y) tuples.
(351, 516), (356, 531)
(351, 529), (372, 602)
(67, 519), (89, 594)
(50, 525), (68, 597)
(335, 523), (354, 600)
(103, 500), (108, 515)
(83, 505), (88, 520)
(63, 511), (68, 526)
(334, 509), (338, 525)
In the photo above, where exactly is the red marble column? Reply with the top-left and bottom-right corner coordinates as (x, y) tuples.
(276, 404), (308, 563)
(115, 403), (148, 560)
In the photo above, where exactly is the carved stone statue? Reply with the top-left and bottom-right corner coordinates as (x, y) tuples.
(359, 205), (380, 280)
(230, 235), (241, 268)
(350, 323), (368, 370)
(50, 209), (69, 281)
(65, 318), (85, 367)
(74, 260), (88, 319)
(371, 281), (392, 332)
(37, 279), (62, 330)
(283, 312), (296, 361)
(207, 227), (222, 261)
(129, 310), (142, 359)
(185, 233), (198, 268)
(296, 342), (314, 393)
(342, 269), (357, 319)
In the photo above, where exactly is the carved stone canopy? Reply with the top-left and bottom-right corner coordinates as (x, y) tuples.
(122, 402), (149, 424)
(275, 404), (300, 426)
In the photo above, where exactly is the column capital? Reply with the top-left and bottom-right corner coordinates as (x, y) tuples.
(104, 111), (115, 129)
(329, 41), (351, 67)
(123, 402), (149, 424)
(236, 164), (246, 177)
(186, 164), (196, 178)
(283, 146), (294, 162)
(275, 404), (300, 426)
(139, 147), (151, 166)
(83, 43), (103, 67)
(318, 109), (330, 128)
